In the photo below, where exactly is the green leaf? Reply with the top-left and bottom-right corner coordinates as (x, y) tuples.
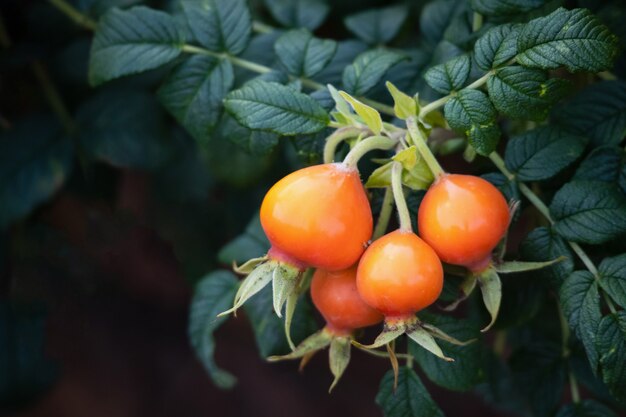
(504, 126), (587, 181)
(596, 312), (626, 403)
(182, 0), (251, 55)
(0, 116), (73, 230)
(474, 24), (522, 70)
(376, 367), (444, 417)
(158, 55), (234, 145)
(344, 5), (409, 45)
(420, 0), (463, 45)
(385, 81), (417, 120)
(574, 146), (625, 187)
(410, 314), (483, 391)
(560, 271), (601, 370)
(339, 91), (382, 134)
(520, 227), (574, 287)
(274, 29), (337, 78)
(342, 49), (407, 96)
(471, 0), (547, 16)
(76, 89), (169, 169)
(263, 0), (329, 31)
(444, 89), (501, 155)
(220, 115), (279, 155)
(244, 286), (317, 357)
(88, 6), (185, 86)
(510, 343), (566, 416)
(550, 181), (626, 245)
(553, 80), (626, 147)
(224, 80), (330, 135)
(424, 54), (471, 94)
(516, 8), (619, 73)
(0, 303), (58, 407)
(598, 254), (626, 309)
(218, 214), (269, 265)
(487, 67), (569, 121)
(555, 399), (618, 417)
(188, 271), (239, 389)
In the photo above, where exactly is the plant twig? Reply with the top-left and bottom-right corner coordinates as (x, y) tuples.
(48, 0), (97, 30)
(31, 61), (77, 134)
(557, 302), (581, 404)
(373, 187), (394, 240)
(391, 162), (412, 232)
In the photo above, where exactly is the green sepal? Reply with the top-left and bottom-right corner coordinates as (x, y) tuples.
(419, 322), (477, 346)
(365, 146), (434, 190)
(267, 327), (333, 361)
(494, 257), (565, 274)
(284, 269), (314, 350)
(352, 321), (406, 349)
(328, 336), (352, 392)
(272, 263), (302, 318)
(442, 274), (477, 312)
(406, 326), (454, 362)
(233, 255), (268, 274)
(385, 81), (418, 120)
(327, 84), (354, 123)
(339, 91), (383, 135)
(476, 266), (502, 332)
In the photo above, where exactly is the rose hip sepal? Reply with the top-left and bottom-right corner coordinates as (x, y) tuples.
(354, 230), (475, 363)
(268, 267), (382, 392)
(218, 163), (373, 321)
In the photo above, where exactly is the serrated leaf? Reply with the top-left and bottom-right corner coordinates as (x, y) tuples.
(182, 0), (251, 55)
(344, 5), (409, 45)
(488, 67), (569, 121)
(553, 80), (626, 147)
(385, 81), (417, 119)
(376, 367), (444, 417)
(555, 399), (618, 417)
(471, 0), (547, 16)
(474, 24), (522, 70)
(339, 91), (382, 134)
(482, 172), (520, 205)
(596, 312), (626, 403)
(424, 54), (471, 94)
(520, 227), (574, 287)
(76, 89), (169, 169)
(444, 89), (501, 155)
(274, 29), (337, 78)
(0, 116), (73, 230)
(504, 126), (586, 181)
(510, 343), (566, 416)
(560, 271), (601, 370)
(574, 146), (625, 186)
(188, 271), (238, 389)
(550, 181), (626, 245)
(218, 214), (270, 265)
(263, 0), (329, 31)
(598, 254), (626, 309)
(88, 6), (185, 86)
(244, 285), (317, 357)
(221, 115), (279, 156)
(410, 314), (483, 391)
(158, 55), (234, 144)
(224, 80), (329, 135)
(342, 49), (407, 96)
(516, 7), (619, 73)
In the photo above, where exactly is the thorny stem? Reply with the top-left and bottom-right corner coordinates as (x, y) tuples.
(558, 302), (581, 404)
(48, 0), (97, 30)
(373, 187), (394, 240)
(406, 117), (445, 178)
(391, 162), (412, 232)
(323, 127), (363, 164)
(343, 135), (397, 168)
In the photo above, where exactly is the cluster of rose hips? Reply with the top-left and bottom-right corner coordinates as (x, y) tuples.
(220, 118), (511, 389)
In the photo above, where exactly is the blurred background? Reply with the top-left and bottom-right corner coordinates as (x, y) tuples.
(3, 0), (623, 416)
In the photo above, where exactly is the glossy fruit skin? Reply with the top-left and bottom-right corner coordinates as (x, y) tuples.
(418, 174), (510, 270)
(311, 266), (383, 333)
(356, 230), (443, 317)
(260, 163), (373, 271)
